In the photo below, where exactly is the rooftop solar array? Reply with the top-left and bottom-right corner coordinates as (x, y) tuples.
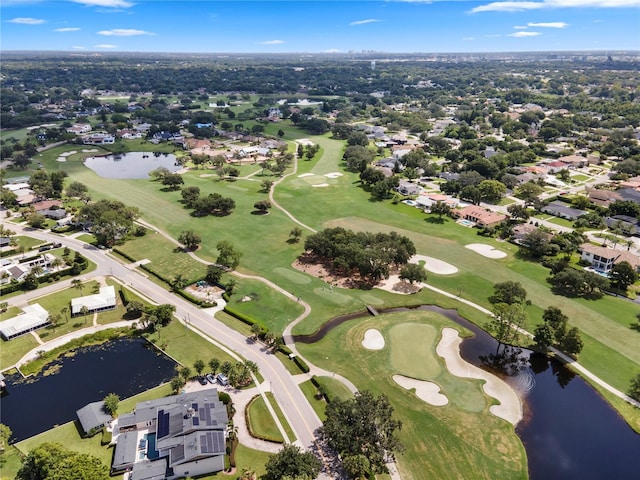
(197, 403), (218, 427)
(157, 409), (170, 439)
(200, 431), (225, 454)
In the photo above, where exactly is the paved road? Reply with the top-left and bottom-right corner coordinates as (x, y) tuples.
(4, 223), (331, 469)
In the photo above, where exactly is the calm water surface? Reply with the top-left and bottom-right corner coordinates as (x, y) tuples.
(84, 151), (180, 179)
(0, 337), (176, 441)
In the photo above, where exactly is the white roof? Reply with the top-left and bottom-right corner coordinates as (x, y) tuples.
(3, 182), (30, 191)
(0, 304), (49, 339)
(71, 285), (116, 315)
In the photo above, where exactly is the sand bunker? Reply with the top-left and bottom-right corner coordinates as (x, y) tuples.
(465, 243), (507, 259)
(59, 151), (77, 157)
(410, 255), (458, 275)
(324, 172), (343, 179)
(298, 173), (314, 178)
(311, 183), (329, 187)
(82, 148), (99, 153)
(436, 328), (522, 425)
(362, 329), (385, 350)
(393, 375), (448, 406)
(296, 138), (315, 146)
(56, 157), (66, 162)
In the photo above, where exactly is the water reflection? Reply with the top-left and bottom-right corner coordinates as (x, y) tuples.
(83, 151), (180, 179)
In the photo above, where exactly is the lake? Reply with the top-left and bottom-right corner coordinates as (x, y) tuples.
(0, 337), (176, 441)
(83, 151), (181, 179)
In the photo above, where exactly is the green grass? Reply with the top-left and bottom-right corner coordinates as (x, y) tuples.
(75, 233), (97, 245)
(13, 235), (46, 251)
(116, 232), (207, 284)
(298, 379), (328, 420)
(0, 333), (40, 371)
(246, 394), (285, 443)
(144, 319), (237, 368)
(15, 421), (115, 472)
(297, 310), (528, 480)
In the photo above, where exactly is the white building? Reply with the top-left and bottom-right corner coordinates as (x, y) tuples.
(71, 285), (117, 316)
(0, 304), (50, 340)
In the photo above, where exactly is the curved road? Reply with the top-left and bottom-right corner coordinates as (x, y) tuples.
(4, 223), (330, 468)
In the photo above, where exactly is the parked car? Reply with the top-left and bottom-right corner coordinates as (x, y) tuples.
(216, 373), (229, 386)
(206, 374), (216, 384)
(198, 376), (208, 385)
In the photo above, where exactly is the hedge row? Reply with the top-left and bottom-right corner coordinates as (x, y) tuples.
(223, 306), (267, 331)
(292, 356), (310, 374)
(245, 395), (284, 444)
(0, 259), (88, 296)
(113, 248), (215, 306)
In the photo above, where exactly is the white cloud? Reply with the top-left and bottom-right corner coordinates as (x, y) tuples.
(72, 0), (134, 7)
(258, 40), (284, 45)
(528, 21), (569, 27)
(508, 31), (543, 37)
(471, 0), (640, 13)
(462, 37), (475, 41)
(54, 27), (81, 32)
(72, 46), (87, 50)
(8, 17), (46, 24)
(98, 28), (154, 36)
(94, 44), (118, 48)
(514, 25), (528, 29)
(349, 19), (381, 26)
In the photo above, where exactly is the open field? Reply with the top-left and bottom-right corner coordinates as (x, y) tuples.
(297, 310), (528, 480)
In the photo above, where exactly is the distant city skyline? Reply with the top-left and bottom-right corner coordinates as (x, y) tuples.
(1, 0), (639, 53)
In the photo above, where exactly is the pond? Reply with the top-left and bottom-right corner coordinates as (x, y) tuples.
(0, 338), (176, 442)
(83, 151), (181, 179)
(294, 305), (640, 480)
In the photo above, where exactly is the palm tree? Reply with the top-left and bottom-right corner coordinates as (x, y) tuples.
(178, 366), (192, 381)
(170, 376), (185, 394)
(50, 257), (63, 271)
(171, 274), (187, 292)
(193, 359), (205, 376)
(80, 305), (90, 324)
(244, 360), (259, 375)
(60, 306), (69, 324)
(31, 264), (44, 277)
(208, 358), (220, 375)
(71, 278), (84, 296)
(47, 313), (61, 331)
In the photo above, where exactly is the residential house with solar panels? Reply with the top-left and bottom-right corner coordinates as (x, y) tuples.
(111, 388), (228, 480)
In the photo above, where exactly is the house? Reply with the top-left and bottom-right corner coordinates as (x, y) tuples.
(557, 154), (588, 169)
(452, 205), (508, 228)
(541, 201), (587, 221)
(32, 199), (63, 213)
(604, 215), (640, 237)
(415, 193), (459, 210)
(0, 264), (28, 284)
(76, 401), (113, 436)
(0, 304), (50, 340)
(111, 388), (227, 480)
(587, 188), (623, 208)
(396, 180), (423, 196)
(579, 243), (640, 273)
(71, 285), (117, 316)
(82, 133), (115, 145)
(66, 124), (92, 135)
(511, 224), (551, 245)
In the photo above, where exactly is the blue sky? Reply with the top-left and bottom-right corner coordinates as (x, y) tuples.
(1, 0), (639, 53)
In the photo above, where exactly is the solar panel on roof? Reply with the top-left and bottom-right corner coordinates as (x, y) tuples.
(212, 431), (224, 453)
(192, 417), (200, 426)
(157, 409), (170, 439)
(191, 403), (198, 411)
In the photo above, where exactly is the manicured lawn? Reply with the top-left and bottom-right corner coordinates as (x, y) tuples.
(15, 421), (114, 473)
(0, 333), (39, 370)
(246, 394), (285, 443)
(297, 310), (528, 480)
(144, 319), (237, 369)
(298, 376), (355, 421)
(116, 232), (207, 284)
(13, 235), (46, 251)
